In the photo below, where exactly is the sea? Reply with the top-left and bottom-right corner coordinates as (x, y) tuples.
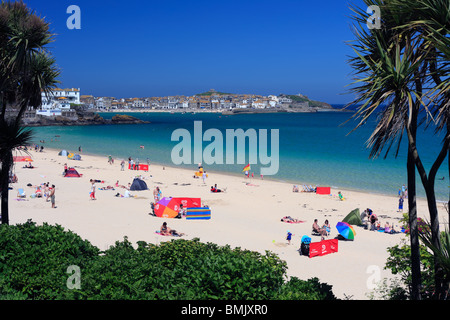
(27, 105), (449, 201)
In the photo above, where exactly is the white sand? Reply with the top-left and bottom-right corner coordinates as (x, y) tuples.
(7, 148), (448, 300)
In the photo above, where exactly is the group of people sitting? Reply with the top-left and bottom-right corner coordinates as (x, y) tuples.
(292, 185), (316, 193)
(361, 208), (400, 234)
(312, 219), (330, 240)
(26, 182), (54, 200)
(22, 162), (34, 169)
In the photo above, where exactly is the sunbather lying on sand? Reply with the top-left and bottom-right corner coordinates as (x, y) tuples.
(160, 222), (185, 237)
(281, 216), (303, 223)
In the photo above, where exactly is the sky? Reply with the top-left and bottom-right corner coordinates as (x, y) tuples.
(24, 0), (368, 104)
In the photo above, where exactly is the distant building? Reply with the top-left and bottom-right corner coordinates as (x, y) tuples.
(36, 88), (80, 117)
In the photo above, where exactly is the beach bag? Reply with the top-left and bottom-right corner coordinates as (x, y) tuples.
(300, 242), (310, 256)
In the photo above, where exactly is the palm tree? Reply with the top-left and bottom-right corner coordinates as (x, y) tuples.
(347, 0), (450, 299)
(0, 1), (59, 225)
(403, 0), (450, 299)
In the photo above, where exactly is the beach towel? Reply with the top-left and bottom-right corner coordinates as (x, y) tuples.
(155, 231), (182, 237)
(281, 217), (305, 224)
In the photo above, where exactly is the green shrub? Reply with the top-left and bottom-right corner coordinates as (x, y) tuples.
(1, 223), (336, 300)
(0, 220), (99, 299)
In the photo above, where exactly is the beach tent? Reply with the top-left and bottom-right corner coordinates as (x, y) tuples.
(58, 150), (68, 156)
(64, 168), (82, 177)
(72, 154), (82, 161)
(130, 178), (148, 191)
(342, 208), (363, 226)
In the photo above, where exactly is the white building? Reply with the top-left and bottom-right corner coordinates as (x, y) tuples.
(37, 88), (80, 117)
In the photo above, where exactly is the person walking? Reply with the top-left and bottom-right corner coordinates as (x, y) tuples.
(90, 179), (96, 200)
(49, 185), (56, 208)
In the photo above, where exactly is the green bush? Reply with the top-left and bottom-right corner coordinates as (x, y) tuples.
(1, 222), (336, 300)
(383, 240), (435, 300)
(0, 220), (99, 299)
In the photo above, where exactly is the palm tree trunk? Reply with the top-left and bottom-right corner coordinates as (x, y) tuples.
(410, 125), (450, 299)
(0, 150), (12, 225)
(406, 105), (422, 299)
(408, 146), (422, 299)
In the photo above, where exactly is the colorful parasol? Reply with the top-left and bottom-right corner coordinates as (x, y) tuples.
(154, 197), (181, 218)
(336, 221), (356, 240)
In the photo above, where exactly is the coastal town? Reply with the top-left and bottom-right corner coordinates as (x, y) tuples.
(11, 87), (339, 126)
(22, 88), (334, 116)
(80, 89), (334, 113)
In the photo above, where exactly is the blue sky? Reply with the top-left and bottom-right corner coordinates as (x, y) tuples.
(24, 0), (367, 103)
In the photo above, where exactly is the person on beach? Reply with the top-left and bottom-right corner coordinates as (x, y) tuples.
(177, 204), (186, 218)
(313, 219), (327, 240)
(338, 191), (345, 201)
(398, 196), (404, 212)
(49, 185), (56, 208)
(160, 222), (184, 236)
(211, 184), (226, 193)
(369, 212), (378, 230)
(361, 208), (372, 229)
(281, 216), (302, 223)
(135, 158), (140, 170)
(153, 187), (161, 202)
(286, 230), (293, 245)
(64, 163), (68, 175)
(90, 179), (96, 200)
(120, 160), (125, 171)
(35, 186), (43, 198)
(322, 219), (331, 235)
(202, 171), (207, 184)
(401, 184), (406, 198)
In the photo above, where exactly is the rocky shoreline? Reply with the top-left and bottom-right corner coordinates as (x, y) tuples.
(22, 112), (149, 127)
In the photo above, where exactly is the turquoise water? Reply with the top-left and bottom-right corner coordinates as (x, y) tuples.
(28, 110), (449, 201)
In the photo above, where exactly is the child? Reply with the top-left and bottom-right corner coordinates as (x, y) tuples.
(286, 230), (293, 245)
(398, 196), (404, 212)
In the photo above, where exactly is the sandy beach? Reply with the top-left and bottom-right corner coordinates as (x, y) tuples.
(7, 147), (448, 300)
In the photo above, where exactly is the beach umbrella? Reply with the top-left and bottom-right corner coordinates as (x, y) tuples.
(336, 221), (356, 240)
(154, 197), (180, 218)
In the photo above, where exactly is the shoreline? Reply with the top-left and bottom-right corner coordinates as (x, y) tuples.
(41, 146), (430, 203)
(94, 108), (351, 114)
